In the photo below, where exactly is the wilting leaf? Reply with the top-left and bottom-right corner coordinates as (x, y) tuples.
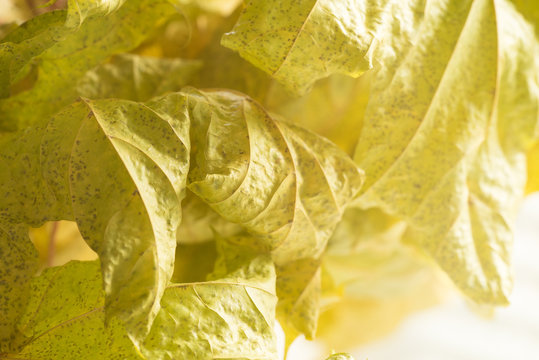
(354, 0), (539, 304)
(78, 54), (202, 102)
(6, 260), (140, 359)
(0, 0), (177, 131)
(0, 223), (39, 353)
(141, 239), (278, 360)
(221, 0), (423, 94)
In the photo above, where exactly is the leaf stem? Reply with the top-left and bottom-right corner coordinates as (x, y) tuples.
(46, 221), (58, 267)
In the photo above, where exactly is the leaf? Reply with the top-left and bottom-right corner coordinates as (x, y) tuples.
(510, 0), (539, 37)
(353, 0), (539, 304)
(4, 260), (141, 359)
(0, 223), (39, 353)
(221, 0), (423, 94)
(66, 0), (126, 28)
(0, 93), (191, 343)
(0, 0), (177, 131)
(185, 88), (364, 263)
(5, 249), (277, 360)
(77, 54), (202, 102)
(276, 258), (321, 341)
(141, 239), (278, 360)
(183, 88), (364, 338)
(0, 10), (67, 99)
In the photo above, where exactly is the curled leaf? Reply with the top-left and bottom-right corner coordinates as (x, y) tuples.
(1, 93), (191, 343)
(185, 88), (364, 263)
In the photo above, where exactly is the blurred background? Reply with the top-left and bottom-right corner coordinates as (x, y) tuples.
(284, 193), (539, 360)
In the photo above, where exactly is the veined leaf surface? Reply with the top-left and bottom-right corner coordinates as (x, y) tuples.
(183, 88), (364, 338)
(0, 93), (191, 344)
(4, 252), (278, 359)
(142, 240), (278, 360)
(185, 88), (364, 263)
(354, 0), (539, 304)
(221, 0), (424, 94)
(4, 261), (140, 359)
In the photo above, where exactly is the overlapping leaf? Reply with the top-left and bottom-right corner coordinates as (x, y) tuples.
(221, 0), (424, 94)
(185, 88), (364, 262)
(0, 10), (67, 99)
(354, 0), (539, 304)
(0, 93), (191, 344)
(4, 250), (278, 360)
(0, 0), (177, 131)
(183, 88), (364, 338)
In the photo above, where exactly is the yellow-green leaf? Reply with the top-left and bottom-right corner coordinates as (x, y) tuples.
(142, 240), (278, 360)
(183, 88), (364, 338)
(78, 54), (202, 102)
(317, 208), (449, 350)
(0, 10), (67, 99)
(354, 0), (539, 304)
(66, 0), (126, 28)
(0, 0), (177, 131)
(276, 258), (321, 341)
(221, 0), (423, 95)
(185, 88), (364, 263)
(6, 260), (140, 359)
(0, 93), (191, 344)
(0, 223), (39, 353)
